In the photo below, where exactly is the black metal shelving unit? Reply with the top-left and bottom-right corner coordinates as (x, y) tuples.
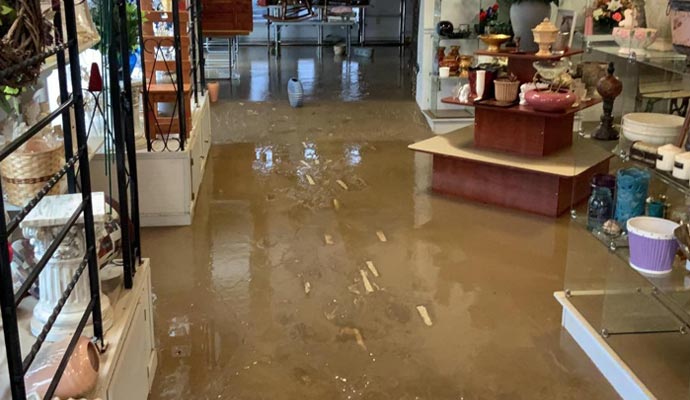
(0, 0), (102, 397)
(0, 0), (142, 397)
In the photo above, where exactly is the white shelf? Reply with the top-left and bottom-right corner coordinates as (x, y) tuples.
(0, 259), (152, 399)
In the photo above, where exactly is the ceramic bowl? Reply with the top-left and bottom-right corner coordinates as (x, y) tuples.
(622, 112), (684, 145)
(524, 89), (577, 112)
(479, 34), (511, 52)
(532, 60), (570, 81)
(612, 27), (658, 58)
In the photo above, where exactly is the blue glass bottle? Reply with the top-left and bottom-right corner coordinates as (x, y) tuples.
(588, 187), (614, 231)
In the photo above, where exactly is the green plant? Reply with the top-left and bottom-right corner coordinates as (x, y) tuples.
(90, 0), (144, 52)
(0, 0), (17, 36)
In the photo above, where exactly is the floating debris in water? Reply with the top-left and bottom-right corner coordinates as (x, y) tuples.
(416, 305), (433, 326)
(347, 284), (361, 295)
(340, 327), (367, 351)
(300, 160), (310, 167)
(314, 159), (320, 165)
(302, 141), (308, 148)
(333, 199), (341, 210)
(336, 180), (349, 190)
(376, 231), (387, 242)
(324, 234), (334, 245)
(306, 174), (315, 186)
(365, 261), (379, 277)
(304, 282), (311, 295)
(359, 270), (374, 293)
(324, 306), (338, 320)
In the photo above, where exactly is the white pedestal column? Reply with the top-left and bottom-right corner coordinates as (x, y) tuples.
(20, 193), (113, 342)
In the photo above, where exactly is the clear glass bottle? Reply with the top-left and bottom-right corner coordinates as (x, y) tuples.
(588, 187), (614, 231)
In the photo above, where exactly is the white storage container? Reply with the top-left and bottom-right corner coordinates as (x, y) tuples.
(622, 113), (685, 145)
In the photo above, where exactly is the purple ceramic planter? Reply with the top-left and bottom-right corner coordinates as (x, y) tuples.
(627, 217), (679, 275)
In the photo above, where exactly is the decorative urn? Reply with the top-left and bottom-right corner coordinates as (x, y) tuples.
(592, 62), (623, 140)
(531, 18), (559, 57)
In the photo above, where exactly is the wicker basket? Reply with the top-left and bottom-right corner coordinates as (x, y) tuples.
(494, 79), (520, 102)
(0, 140), (65, 206)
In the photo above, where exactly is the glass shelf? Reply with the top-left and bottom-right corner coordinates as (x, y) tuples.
(589, 45), (689, 79)
(570, 204), (690, 329)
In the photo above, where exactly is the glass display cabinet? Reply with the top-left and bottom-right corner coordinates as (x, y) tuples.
(425, 0), (493, 120)
(561, 35), (690, 399)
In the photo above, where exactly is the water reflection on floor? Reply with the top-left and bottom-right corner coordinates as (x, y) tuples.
(143, 46), (617, 399)
(206, 46), (413, 102)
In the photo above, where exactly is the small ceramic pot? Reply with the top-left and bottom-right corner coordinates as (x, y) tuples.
(494, 79), (520, 102)
(524, 89), (577, 112)
(627, 217), (679, 275)
(447, 45), (461, 58)
(207, 82), (219, 103)
(25, 336), (100, 398)
(458, 55), (473, 79)
(440, 57), (459, 75)
(439, 67), (450, 78)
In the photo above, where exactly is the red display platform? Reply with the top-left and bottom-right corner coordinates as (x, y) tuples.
(440, 97), (602, 156)
(418, 48), (604, 216)
(409, 128), (613, 217)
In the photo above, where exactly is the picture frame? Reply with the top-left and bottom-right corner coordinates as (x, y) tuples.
(555, 9), (577, 49)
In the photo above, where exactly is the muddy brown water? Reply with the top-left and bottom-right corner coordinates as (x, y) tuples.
(143, 47), (616, 399)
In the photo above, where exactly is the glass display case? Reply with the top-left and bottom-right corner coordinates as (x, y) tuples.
(426, 0), (489, 119)
(562, 33), (690, 398)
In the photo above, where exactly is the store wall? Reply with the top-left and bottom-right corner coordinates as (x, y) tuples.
(237, 0), (417, 44)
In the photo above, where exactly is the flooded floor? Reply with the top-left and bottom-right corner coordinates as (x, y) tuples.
(143, 47), (617, 399)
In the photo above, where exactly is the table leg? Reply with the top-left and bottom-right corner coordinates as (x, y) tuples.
(267, 21), (271, 54)
(230, 36), (240, 80)
(346, 25), (351, 59)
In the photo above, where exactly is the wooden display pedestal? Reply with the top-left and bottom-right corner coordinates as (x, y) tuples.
(473, 99), (601, 156)
(409, 127), (612, 217)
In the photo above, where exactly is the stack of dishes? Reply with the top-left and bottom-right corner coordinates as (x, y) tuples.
(622, 113), (684, 145)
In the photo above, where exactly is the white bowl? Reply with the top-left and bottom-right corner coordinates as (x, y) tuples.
(622, 112), (684, 145)
(613, 27), (658, 58)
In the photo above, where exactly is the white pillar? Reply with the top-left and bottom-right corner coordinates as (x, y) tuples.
(21, 193), (113, 342)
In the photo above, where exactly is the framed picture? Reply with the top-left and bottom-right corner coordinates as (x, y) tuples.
(556, 9), (577, 48)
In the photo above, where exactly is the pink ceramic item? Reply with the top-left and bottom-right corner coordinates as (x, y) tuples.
(672, 10), (690, 47)
(25, 336), (100, 398)
(612, 27), (658, 58)
(524, 89), (577, 112)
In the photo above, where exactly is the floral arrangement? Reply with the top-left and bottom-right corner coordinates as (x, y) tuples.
(479, 3), (499, 25)
(476, 3), (499, 35)
(592, 0), (631, 32)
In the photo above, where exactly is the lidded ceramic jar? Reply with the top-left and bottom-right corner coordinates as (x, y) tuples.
(532, 18), (558, 57)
